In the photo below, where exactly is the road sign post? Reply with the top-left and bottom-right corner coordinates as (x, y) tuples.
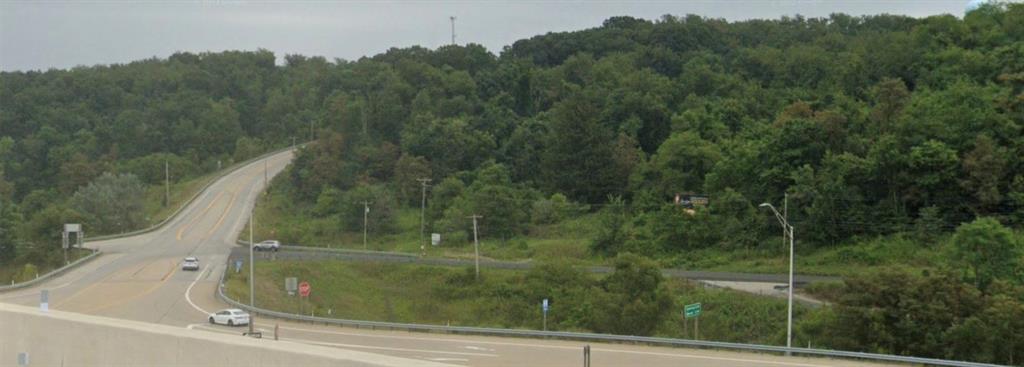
(542, 298), (549, 331)
(40, 290), (49, 312)
(285, 277), (297, 296)
(299, 281), (311, 315)
(684, 303), (702, 340)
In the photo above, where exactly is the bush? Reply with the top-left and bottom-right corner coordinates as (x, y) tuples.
(17, 263), (38, 283)
(531, 193), (588, 225)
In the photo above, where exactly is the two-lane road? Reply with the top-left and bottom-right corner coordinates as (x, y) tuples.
(0, 148), (895, 367)
(1, 149), (293, 327)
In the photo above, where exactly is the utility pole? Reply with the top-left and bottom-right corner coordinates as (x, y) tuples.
(449, 16), (457, 45)
(468, 215), (482, 280)
(164, 160), (170, 207)
(362, 201), (371, 250)
(310, 120), (315, 141)
(292, 136), (296, 148)
(248, 208), (255, 335)
(417, 178), (432, 256)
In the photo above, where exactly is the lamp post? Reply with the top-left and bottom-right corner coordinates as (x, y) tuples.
(759, 200), (794, 352)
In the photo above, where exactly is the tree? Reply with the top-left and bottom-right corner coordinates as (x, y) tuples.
(589, 253), (674, 335)
(961, 134), (1008, 212)
(440, 163), (537, 239)
(70, 173), (145, 234)
(633, 131), (720, 198)
(339, 184), (397, 235)
(590, 196), (629, 256)
(952, 217), (1021, 292)
(392, 154), (431, 206)
(541, 89), (621, 203)
(0, 199), (21, 263)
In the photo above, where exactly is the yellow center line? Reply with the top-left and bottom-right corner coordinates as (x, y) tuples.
(79, 259), (180, 314)
(53, 260), (148, 309)
(205, 191), (238, 238)
(176, 190), (225, 240)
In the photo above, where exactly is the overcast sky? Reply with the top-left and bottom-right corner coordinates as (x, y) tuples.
(0, 1), (976, 72)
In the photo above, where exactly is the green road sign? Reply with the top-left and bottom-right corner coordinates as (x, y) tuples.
(684, 303), (702, 318)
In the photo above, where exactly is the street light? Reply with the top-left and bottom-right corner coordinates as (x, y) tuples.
(759, 201), (794, 352)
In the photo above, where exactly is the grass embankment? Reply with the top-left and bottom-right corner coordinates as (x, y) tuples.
(225, 260), (806, 345)
(140, 171), (218, 228)
(246, 186), (598, 264)
(0, 247), (93, 285)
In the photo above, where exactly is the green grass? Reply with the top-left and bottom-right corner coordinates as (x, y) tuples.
(0, 247), (93, 285)
(141, 171), (218, 228)
(245, 186), (598, 264)
(224, 260), (808, 345)
(671, 233), (949, 277)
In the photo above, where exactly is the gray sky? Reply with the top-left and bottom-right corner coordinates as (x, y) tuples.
(1, 1), (973, 72)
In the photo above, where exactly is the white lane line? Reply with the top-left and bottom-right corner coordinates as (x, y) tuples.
(255, 323), (834, 367)
(187, 324), (495, 357)
(184, 265), (210, 315)
(422, 357), (469, 362)
(306, 341), (497, 357)
(463, 346), (494, 352)
(587, 349), (834, 367)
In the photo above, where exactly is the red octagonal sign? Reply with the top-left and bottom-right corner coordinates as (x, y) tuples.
(299, 281), (311, 297)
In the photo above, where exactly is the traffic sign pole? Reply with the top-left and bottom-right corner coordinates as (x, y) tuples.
(542, 299), (549, 331)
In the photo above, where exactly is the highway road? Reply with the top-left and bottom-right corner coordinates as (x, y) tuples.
(0, 148), (894, 367)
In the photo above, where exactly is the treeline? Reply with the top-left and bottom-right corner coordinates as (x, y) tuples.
(281, 3), (1023, 251)
(0, 51), (303, 265)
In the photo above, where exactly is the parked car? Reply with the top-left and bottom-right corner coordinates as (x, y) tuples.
(182, 257), (199, 271)
(254, 240), (280, 251)
(208, 309), (249, 326)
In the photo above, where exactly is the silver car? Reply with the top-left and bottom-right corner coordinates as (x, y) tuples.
(254, 240), (280, 251)
(181, 257), (199, 271)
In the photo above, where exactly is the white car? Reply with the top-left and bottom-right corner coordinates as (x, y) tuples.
(254, 240), (280, 251)
(182, 257), (199, 271)
(209, 309), (249, 326)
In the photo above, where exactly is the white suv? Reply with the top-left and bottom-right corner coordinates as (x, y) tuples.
(254, 240), (280, 251)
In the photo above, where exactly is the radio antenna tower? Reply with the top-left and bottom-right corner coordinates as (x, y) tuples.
(450, 16), (457, 45)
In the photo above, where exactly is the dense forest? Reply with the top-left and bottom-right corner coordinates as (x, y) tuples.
(2, 2), (1024, 364)
(0, 51), (294, 267)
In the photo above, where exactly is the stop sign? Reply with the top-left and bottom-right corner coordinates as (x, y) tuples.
(298, 281), (311, 297)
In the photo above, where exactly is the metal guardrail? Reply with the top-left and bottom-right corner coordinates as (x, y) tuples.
(233, 243), (840, 285)
(215, 269), (1000, 367)
(87, 144), (300, 243)
(0, 249), (101, 292)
